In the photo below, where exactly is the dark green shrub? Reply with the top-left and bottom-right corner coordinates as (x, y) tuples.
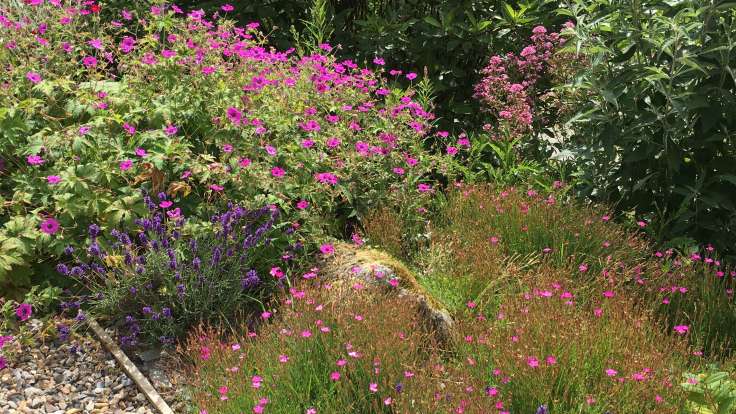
(562, 0), (736, 256)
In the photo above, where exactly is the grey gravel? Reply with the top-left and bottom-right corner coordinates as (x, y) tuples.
(0, 324), (156, 414)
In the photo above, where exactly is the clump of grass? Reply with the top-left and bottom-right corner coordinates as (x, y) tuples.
(362, 206), (410, 260)
(437, 185), (647, 276)
(646, 252), (736, 358)
(450, 269), (694, 413)
(184, 284), (443, 413)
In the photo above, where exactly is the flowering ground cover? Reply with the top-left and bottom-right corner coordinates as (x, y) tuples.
(187, 186), (736, 413)
(1, 1), (736, 413)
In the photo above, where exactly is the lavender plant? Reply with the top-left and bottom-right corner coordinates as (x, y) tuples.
(58, 191), (299, 346)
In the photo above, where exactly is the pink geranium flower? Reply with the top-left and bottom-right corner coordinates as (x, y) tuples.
(27, 154), (44, 165)
(40, 218), (60, 234)
(15, 303), (32, 321)
(26, 71), (42, 83)
(271, 167), (285, 178)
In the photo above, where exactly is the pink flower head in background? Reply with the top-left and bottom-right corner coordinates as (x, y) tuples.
(135, 148), (147, 157)
(320, 243), (335, 256)
(46, 175), (61, 184)
(673, 325), (689, 335)
(26, 71), (42, 83)
(164, 124), (178, 135)
(296, 200), (309, 210)
(15, 303), (32, 321)
(406, 72), (417, 80)
(221, 4), (234, 12)
(119, 159), (133, 171)
(82, 56), (97, 68)
(315, 172), (338, 185)
(271, 167), (285, 178)
(27, 154), (44, 165)
(40, 218), (60, 235)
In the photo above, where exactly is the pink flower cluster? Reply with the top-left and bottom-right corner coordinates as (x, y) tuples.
(474, 25), (570, 140)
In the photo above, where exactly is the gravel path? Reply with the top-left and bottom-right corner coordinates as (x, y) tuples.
(0, 329), (156, 414)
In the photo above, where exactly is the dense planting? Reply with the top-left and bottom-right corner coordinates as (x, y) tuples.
(1, 1), (736, 413)
(0, 0), (445, 295)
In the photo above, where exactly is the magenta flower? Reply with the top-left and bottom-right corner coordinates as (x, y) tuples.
(271, 167), (285, 178)
(39, 218), (60, 235)
(296, 200), (309, 210)
(314, 172), (338, 185)
(222, 4), (234, 12)
(406, 72), (418, 80)
(0, 356), (6, 371)
(166, 208), (181, 219)
(299, 120), (321, 132)
(222, 144), (233, 153)
(320, 243), (335, 256)
(239, 158), (252, 168)
(209, 184), (224, 192)
(373, 57), (385, 65)
(27, 154), (44, 165)
(46, 175), (61, 184)
(26, 71), (42, 84)
(123, 123), (136, 135)
(326, 137), (341, 148)
(673, 325), (689, 335)
(135, 148), (147, 157)
(226, 107), (242, 125)
(526, 356), (539, 368)
(82, 56), (97, 68)
(119, 159), (133, 171)
(15, 303), (32, 321)
(417, 183), (432, 193)
(160, 201), (173, 209)
(164, 124), (178, 135)
(329, 371), (340, 381)
(605, 368), (618, 377)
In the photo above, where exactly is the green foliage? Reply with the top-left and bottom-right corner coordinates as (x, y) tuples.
(681, 366), (736, 414)
(561, 0), (736, 257)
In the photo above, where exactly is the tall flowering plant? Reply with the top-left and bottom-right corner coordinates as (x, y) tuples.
(465, 23), (585, 184)
(58, 191), (300, 346)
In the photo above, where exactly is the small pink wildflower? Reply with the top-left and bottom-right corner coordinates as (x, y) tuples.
(320, 243), (335, 255)
(119, 160), (133, 171)
(330, 371), (340, 381)
(251, 375), (262, 388)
